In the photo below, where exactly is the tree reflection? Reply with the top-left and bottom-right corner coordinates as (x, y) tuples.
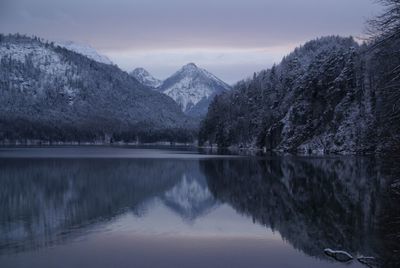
(200, 156), (399, 267)
(0, 155), (398, 267)
(0, 158), (195, 253)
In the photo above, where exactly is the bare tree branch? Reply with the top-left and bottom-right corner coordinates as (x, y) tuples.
(367, 0), (400, 48)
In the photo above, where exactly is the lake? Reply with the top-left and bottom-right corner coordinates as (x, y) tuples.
(0, 146), (398, 268)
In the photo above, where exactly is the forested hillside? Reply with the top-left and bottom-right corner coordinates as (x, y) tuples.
(0, 34), (196, 144)
(199, 0), (400, 155)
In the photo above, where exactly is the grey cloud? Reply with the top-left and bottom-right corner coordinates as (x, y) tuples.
(0, 0), (382, 82)
(0, 0), (381, 50)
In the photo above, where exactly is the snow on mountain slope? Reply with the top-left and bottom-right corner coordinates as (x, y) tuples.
(130, 68), (162, 88)
(55, 41), (113, 65)
(0, 42), (72, 75)
(0, 39), (78, 99)
(159, 63), (231, 117)
(0, 34), (196, 143)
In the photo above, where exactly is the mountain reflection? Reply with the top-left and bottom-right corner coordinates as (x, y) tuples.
(0, 155), (398, 267)
(0, 158), (210, 254)
(163, 172), (217, 221)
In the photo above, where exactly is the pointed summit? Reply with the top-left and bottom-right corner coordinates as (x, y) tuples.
(182, 62), (198, 70)
(130, 68), (162, 88)
(159, 63), (231, 117)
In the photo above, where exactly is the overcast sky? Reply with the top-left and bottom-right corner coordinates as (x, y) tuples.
(0, 0), (382, 83)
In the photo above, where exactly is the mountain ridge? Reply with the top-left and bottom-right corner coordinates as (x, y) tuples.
(55, 40), (113, 65)
(0, 34), (196, 144)
(130, 67), (163, 88)
(131, 63), (231, 117)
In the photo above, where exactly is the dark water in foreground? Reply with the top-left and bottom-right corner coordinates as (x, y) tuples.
(0, 147), (399, 268)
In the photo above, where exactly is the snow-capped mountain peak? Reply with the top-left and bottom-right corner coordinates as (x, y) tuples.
(55, 41), (113, 65)
(182, 62), (198, 71)
(159, 63), (231, 117)
(130, 68), (162, 88)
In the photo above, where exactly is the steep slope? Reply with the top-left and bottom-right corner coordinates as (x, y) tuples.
(0, 34), (195, 143)
(55, 41), (113, 65)
(200, 36), (389, 154)
(130, 67), (162, 88)
(159, 63), (231, 117)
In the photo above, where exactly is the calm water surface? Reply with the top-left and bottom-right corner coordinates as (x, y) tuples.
(0, 147), (399, 268)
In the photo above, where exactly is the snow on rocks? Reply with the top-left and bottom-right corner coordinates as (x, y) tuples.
(324, 248), (354, 262)
(130, 67), (163, 88)
(159, 63), (231, 116)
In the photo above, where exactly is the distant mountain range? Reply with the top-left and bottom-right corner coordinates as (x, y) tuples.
(131, 63), (231, 117)
(0, 34), (196, 144)
(130, 67), (163, 88)
(55, 41), (113, 65)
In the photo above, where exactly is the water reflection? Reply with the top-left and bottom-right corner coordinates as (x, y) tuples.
(0, 149), (398, 267)
(201, 156), (399, 267)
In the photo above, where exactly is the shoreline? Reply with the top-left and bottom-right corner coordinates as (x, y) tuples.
(0, 142), (390, 158)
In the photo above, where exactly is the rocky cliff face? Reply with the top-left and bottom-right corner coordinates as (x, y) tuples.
(158, 63), (231, 117)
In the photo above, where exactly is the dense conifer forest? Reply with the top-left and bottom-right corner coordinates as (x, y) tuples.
(199, 0), (400, 155)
